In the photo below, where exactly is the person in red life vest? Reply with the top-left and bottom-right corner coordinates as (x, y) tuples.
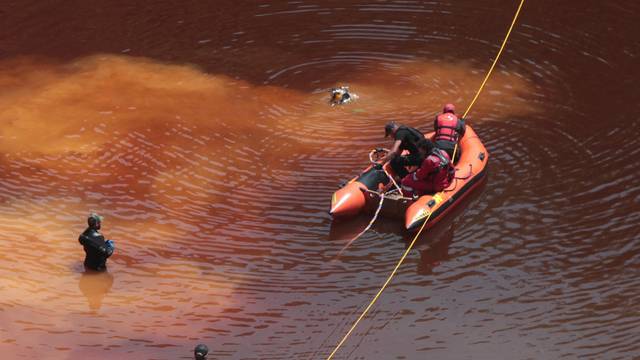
(401, 138), (454, 197)
(434, 103), (466, 162)
(380, 121), (426, 179)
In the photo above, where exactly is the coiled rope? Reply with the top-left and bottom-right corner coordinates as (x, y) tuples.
(326, 1), (525, 358)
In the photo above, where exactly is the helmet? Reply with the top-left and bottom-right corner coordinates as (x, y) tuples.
(194, 344), (209, 360)
(443, 103), (456, 114)
(331, 89), (343, 102)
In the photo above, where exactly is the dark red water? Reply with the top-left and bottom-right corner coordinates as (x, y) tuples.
(0, 1), (638, 359)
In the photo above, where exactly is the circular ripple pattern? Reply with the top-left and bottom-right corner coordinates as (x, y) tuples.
(0, 1), (639, 359)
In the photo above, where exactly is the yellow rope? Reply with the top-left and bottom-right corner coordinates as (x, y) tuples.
(451, 142), (459, 165)
(453, 0), (524, 161)
(462, 0), (525, 118)
(326, 1), (525, 358)
(326, 210), (434, 360)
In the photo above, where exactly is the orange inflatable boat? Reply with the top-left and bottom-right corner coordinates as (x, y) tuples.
(329, 125), (488, 231)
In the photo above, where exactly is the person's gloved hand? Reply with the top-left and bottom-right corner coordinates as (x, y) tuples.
(105, 240), (115, 250)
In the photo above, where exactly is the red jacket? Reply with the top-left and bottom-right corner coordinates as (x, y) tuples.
(434, 112), (465, 143)
(401, 149), (453, 196)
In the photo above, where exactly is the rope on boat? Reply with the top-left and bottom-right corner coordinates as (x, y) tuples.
(336, 148), (403, 256)
(382, 166), (402, 195)
(336, 167), (401, 257)
(326, 0), (525, 358)
(326, 210), (434, 360)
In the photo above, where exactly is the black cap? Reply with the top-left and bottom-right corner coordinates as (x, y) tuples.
(194, 344), (209, 360)
(384, 121), (396, 137)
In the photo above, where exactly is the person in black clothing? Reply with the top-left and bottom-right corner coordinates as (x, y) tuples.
(79, 213), (114, 271)
(380, 121), (426, 178)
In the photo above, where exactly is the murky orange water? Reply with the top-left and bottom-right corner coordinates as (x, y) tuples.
(1, 1), (639, 359)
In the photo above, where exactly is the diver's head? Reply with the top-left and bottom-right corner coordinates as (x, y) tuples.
(194, 344), (209, 360)
(88, 213), (102, 230)
(330, 87), (347, 102)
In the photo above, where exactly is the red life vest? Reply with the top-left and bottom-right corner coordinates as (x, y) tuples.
(435, 113), (462, 143)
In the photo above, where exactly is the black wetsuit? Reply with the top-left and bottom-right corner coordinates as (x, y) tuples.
(390, 126), (426, 178)
(79, 228), (113, 271)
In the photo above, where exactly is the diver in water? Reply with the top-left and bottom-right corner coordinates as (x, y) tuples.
(194, 344), (209, 360)
(78, 213), (114, 271)
(329, 86), (358, 106)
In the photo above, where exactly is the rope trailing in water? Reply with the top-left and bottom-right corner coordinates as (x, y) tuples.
(462, 0), (525, 119)
(326, 0), (525, 358)
(336, 166), (401, 256)
(452, 0), (526, 162)
(336, 191), (387, 257)
(326, 210), (434, 360)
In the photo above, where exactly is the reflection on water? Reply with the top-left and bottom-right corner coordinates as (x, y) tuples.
(78, 271), (114, 311)
(1, 0), (639, 359)
(417, 224), (454, 275)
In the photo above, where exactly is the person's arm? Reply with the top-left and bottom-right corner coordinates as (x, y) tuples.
(80, 232), (112, 256)
(380, 139), (402, 163)
(433, 115), (439, 132)
(95, 237), (113, 257)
